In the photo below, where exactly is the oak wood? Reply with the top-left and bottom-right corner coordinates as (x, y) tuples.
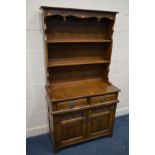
(51, 100), (119, 115)
(48, 57), (110, 67)
(90, 93), (118, 105)
(46, 17), (113, 41)
(52, 102), (117, 149)
(48, 42), (112, 67)
(48, 79), (119, 102)
(48, 64), (109, 84)
(47, 39), (112, 43)
(57, 98), (88, 111)
(41, 6), (120, 152)
(40, 6), (119, 14)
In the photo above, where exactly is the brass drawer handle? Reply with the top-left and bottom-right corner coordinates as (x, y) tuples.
(69, 101), (75, 108)
(100, 98), (105, 102)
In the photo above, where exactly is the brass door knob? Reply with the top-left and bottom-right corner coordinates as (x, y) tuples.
(69, 101), (75, 108)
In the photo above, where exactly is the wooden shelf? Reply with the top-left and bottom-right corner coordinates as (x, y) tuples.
(47, 39), (112, 43)
(48, 57), (110, 67)
(47, 79), (120, 102)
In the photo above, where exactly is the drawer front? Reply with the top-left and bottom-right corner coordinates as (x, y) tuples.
(90, 94), (117, 105)
(57, 98), (87, 111)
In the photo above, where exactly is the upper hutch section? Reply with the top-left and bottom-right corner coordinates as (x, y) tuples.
(41, 7), (119, 102)
(41, 6), (118, 42)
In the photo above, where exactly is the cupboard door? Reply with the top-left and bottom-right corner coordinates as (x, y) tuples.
(54, 111), (86, 147)
(88, 103), (116, 138)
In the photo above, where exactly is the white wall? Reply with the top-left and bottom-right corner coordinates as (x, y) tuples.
(26, 0), (129, 137)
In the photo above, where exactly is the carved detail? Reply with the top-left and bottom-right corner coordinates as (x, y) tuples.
(45, 10), (115, 21)
(110, 105), (116, 110)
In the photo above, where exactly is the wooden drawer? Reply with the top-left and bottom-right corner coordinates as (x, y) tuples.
(90, 103), (116, 115)
(90, 94), (117, 105)
(57, 98), (87, 111)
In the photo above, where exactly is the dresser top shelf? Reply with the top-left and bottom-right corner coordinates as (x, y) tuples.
(47, 79), (120, 102)
(41, 6), (118, 22)
(40, 6), (118, 14)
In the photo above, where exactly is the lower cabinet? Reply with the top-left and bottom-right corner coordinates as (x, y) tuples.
(52, 102), (117, 150)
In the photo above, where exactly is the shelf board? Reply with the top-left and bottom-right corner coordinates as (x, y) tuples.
(48, 57), (110, 67)
(47, 79), (120, 102)
(47, 39), (112, 43)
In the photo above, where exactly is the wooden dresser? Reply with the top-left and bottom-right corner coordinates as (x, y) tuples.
(40, 6), (120, 152)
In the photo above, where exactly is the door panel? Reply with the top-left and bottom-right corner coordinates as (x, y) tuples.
(88, 111), (111, 136)
(61, 118), (84, 142)
(88, 104), (116, 138)
(55, 111), (86, 147)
